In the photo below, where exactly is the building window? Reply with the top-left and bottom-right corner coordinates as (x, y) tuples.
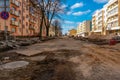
(26, 22), (28, 26)
(26, 15), (28, 18)
(11, 28), (16, 33)
(26, 29), (28, 34)
(0, 0), (9, 6)
(19, 28), (22, 32)
(23, 25), (25, 28)
(26, 6), (29, 10)
(11, 17), (16, 21)
(19, 10), (21, 14)
(11, 7), (16, 11)
(19, 2), (21, 6)
(19, 20), (21, 23)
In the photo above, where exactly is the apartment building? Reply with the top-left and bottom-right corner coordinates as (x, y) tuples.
(0, 0), (46, 37)
(92, 7), (107, 35)
(106, 0), (120, 35)
(0, 0), (20, 36)
(92, 0), (120, 35)
(77, 23), (82, 35)
(49, 25), (55, 37)
(77, 20), (91, 37)
(92, 14), (97, 32)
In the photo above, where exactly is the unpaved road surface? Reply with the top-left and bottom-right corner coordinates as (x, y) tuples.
(0, 37), (120, 80)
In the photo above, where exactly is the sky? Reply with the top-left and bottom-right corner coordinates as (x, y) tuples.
(60, 0), (108, 34)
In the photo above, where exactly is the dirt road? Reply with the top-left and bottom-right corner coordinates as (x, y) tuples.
(0, 37), (120, 80)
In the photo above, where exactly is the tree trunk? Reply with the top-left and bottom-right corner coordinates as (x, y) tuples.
(55, 26), (58, 37)
(39, 16), (44, 40)
(46, 27), (49, 37)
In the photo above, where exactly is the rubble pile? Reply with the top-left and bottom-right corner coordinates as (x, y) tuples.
(74, 34), (120, 45)
(0, 37), (56, 52)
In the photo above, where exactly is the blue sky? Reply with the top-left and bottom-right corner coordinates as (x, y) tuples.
(60, 0), (108, 34)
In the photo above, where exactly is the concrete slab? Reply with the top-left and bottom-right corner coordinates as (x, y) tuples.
(0, 61), (29, 70)
(28, 56), (46, 61)
(16, 50), (43, 56)
(8, 38), (83, 56)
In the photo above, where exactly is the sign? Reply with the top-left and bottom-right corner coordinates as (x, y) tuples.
(0, 11), (9, 20)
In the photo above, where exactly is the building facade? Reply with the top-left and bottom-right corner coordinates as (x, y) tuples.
(77, 23), (82, 35)
(92, 8), (107, 35)
(106, 0), (120, 35)
(77, 20), (91, 37)
(92, 0), (120, 35)
(69, 29), (77, 36)
(0, 0), (46, 37)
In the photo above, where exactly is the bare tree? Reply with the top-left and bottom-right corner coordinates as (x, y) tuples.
(30, 0), (48, 38)
(31, 0), (65, 38)
(38, 0), (64, 37)
(53, 19), (62, 37)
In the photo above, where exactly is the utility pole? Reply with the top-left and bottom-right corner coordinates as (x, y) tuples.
(4, 0), (8, 44)
(21, 0), (23, 36)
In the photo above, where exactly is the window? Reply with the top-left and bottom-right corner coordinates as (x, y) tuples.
(0, 8), (4, 12)
(19, 10), (21, 14)
(0, 0), (4, 6)
(26, 15), (28, 18)
(26, 22), (28, 26)
(19, 28), (22, 32)
(19, 20), (21, 23)
(11, 28), (16, 33)
(0, 0), (9, 6)
(23, 25), (25, 28)
(19, 2), (21, 6)
(12, 7), (16, 10)
(26, 6), (29, 10)
(11, 17), (16, 21)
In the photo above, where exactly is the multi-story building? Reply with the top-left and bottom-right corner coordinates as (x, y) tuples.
(77, 23), (82, 35)
(69, 29), (77, 36)
(77, 20), (91, 37)
(49, 25), (55, 37)
(97, 9), (104, 34)
(106, 0), (120, 35)
(0, 0), (20, 36)
(92, 0), (120, 35)
(92, 8), (107, 35)
(0, 0), (46, 37)
(92, 14), (97, 32)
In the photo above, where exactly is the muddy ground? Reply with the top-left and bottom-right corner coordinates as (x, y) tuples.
(0, 38), (120, 80)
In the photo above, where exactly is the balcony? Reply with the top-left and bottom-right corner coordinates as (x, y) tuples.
(107, 18), (118, 24)
(11, 20), (19, 26)
(107, 0), (118, 11)
(106, 26), (120, 30)
(11, 0), (20, 7)
(10, 10), (20, 17)
(107, 11), (118, 18)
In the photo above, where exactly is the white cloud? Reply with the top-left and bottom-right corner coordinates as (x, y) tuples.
(76, 22), (81, 25)
(72, 10), (91, 16)
(64, 21), (75, 24)
(61, 4), (67, 9)
(93, 0), (108, 3)
(67, 11), (72, 15)
(71, 2), (84, 9)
